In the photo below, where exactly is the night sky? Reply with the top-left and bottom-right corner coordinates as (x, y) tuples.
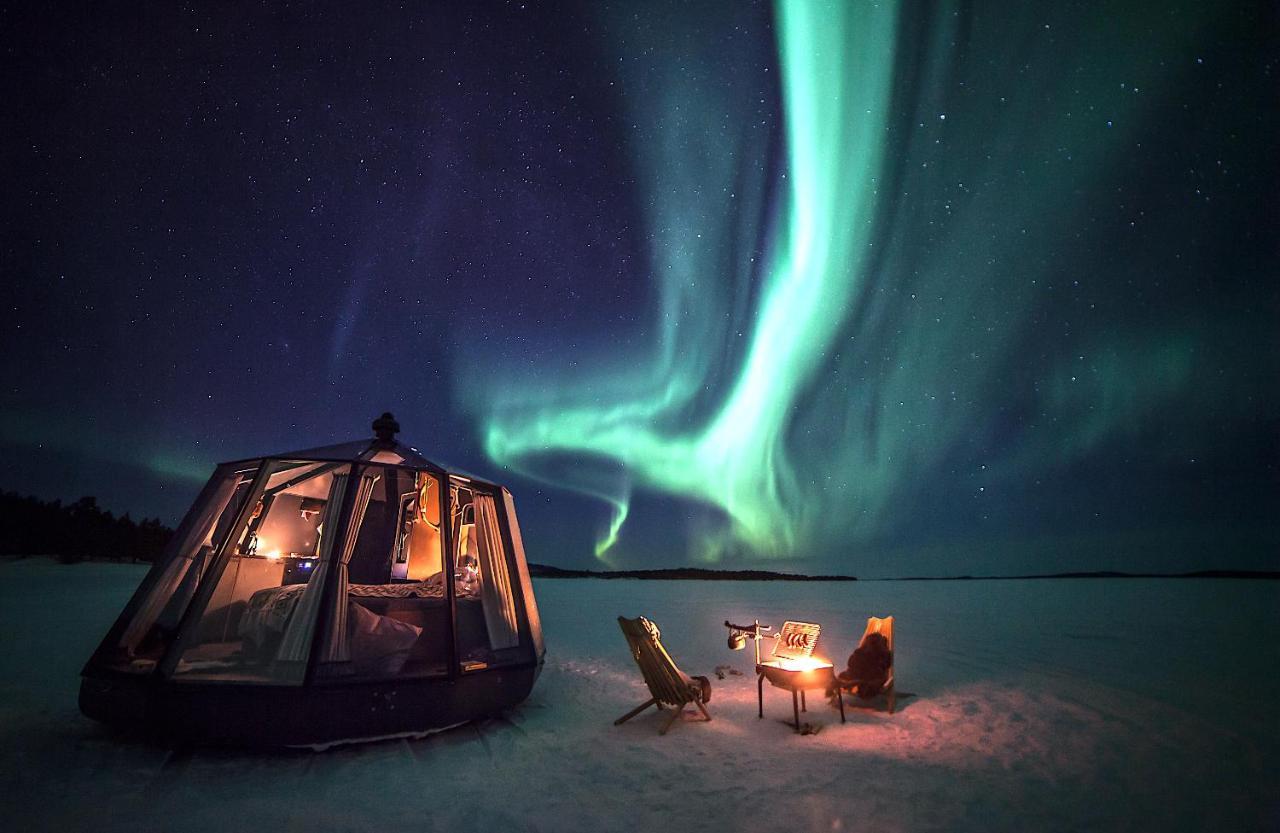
(4, 1), (1276, 577)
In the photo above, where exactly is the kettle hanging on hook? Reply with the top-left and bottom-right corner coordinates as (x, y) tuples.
(724, 619), (772, 665)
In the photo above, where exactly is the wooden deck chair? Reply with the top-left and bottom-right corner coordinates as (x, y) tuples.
(837, 616), (897, 713)
(615, 616), (712, 734)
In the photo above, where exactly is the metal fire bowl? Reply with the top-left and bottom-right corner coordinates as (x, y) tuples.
(756, 661), (836, 692)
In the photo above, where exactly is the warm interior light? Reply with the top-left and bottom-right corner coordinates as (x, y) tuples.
(264, 549), (283, 560)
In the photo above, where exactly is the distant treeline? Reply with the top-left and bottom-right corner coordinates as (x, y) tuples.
(0, 492), (173, 563)
(890, 569), (1280, 581)
(527, 563), (857, 581)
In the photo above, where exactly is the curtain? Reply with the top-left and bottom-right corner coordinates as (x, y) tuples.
(502, 488), (543, 658)
(474, 494), (519, 650)
(322, 472), (379, 663)
(274, 470), (350, 663)
(118, 474), (241, 654)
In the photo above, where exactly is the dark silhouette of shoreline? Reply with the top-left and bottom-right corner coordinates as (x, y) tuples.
(0, 491), (172, 563)
(883, 569), (1279, 581)
(527, 564), (1279, 582)
(2, 490), (1272, 580)
(527, 564), (858, 581)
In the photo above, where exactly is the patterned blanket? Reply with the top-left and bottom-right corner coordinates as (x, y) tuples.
(351, 571), (481, 600)
(238, 573), (479, 649)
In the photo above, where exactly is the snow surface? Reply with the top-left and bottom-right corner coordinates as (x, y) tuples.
(0, 559), (1276, 832)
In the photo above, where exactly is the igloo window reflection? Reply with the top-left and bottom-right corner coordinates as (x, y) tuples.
(171, 461), (350, 684)
(313, 466), (451, 681)
(108, 465), (258, 673)
(450, 479), (522, 668)
(312, 468), (524, 681)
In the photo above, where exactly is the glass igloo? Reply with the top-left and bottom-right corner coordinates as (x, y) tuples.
(81, 413), (545, 747)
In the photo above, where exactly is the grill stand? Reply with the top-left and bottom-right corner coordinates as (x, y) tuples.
(756, 664), (845, 732)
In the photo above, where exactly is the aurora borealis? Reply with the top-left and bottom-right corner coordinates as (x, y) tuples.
(476, 1), (900, 561)
(468, 0), (1278, 570)
(4, 1), (1276, 576)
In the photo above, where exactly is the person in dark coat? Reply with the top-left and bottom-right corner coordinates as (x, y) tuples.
(835, 631), (892, 699)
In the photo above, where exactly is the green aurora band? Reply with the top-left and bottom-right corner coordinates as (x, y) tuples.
(480, 1), (896, 561)
(466, 0), (1251, 565)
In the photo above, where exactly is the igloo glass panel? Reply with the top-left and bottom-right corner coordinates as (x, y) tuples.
(106, 465), (258, 673)
(315, 466), (449, 681)
(171, 461), (350, 684)
(452, 479), (523, 671)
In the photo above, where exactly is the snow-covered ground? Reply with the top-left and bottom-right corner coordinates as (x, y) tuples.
(0, 558), (1276, 832)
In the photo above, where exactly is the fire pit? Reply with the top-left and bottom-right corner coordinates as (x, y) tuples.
(728, 619), (845, 732)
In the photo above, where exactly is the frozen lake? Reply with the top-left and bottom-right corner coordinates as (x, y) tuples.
(0, 559), (1276, 831)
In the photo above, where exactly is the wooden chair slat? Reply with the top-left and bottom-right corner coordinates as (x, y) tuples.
(615, 616), (712, 734)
